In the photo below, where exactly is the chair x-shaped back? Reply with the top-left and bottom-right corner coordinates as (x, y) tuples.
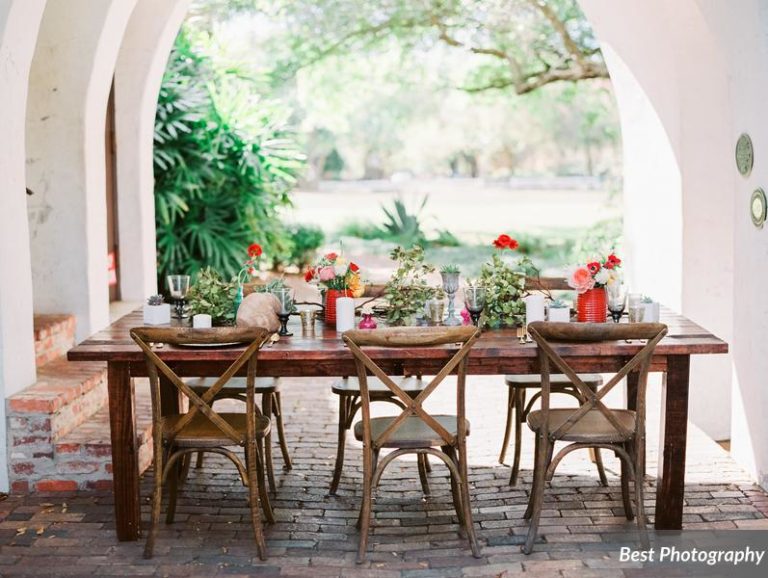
(343, 327), (480, 450)
(130, 327), (272, 446)
(527, 322), (668, 441)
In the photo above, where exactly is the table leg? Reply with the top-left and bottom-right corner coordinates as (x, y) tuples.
(107, 362), (141, 541)
(655, 354), (690, 530)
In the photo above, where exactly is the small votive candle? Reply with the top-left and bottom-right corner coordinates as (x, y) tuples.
(192, 314), (212, 328)
(548, 306), (570, 322)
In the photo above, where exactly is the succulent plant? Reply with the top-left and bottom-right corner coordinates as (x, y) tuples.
(147, 294), (165, 306)
(440, 264), (461, 275)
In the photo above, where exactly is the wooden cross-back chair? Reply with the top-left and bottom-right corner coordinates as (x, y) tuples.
(342, 326), (482, 564)
(130, 326), (274, 561)
(522, 321), (668, 554)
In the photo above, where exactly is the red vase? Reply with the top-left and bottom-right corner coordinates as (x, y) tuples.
(324, 289), (352, 326)
(577, 287), (607, 323)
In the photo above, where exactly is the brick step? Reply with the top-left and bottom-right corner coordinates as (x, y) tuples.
(33, 314), (76, 367)
(11, 387), (154, 493)
(8, 358), (108, 441)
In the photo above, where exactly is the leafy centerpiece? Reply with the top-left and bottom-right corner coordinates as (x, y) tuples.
(566, 253), (622, 323)
(478, 234), (534, 329)
(305, 252), (364, 325)
(384, 246), (442, 326)
(187, 267), (237, 326)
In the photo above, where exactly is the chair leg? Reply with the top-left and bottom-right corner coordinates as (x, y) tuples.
(262, 392), (277, 495)
(591, 448), (609, 486)
(245, 440), (268, 561)
(634, 439), (650, 549)
(499, 386), (515, 464)
(522, 433), (548, 555)
(195, 451), (204, 469)
(523, 433), (540, 521)
(144, 443), (164, 559)
(443, 446), (466, 530)
(456, 440), (480, 558)
(254, 438), (275, 525)
(620, 444), (635, 520)
(356, 442), (374, 564)
(272, 392), (292, 471)
(165, 449), (182, 525)
(329, 395), (350, 495)
(417, 453), (431, 497)
(510, 389), (525, 486)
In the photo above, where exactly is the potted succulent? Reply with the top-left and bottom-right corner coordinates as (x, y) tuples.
(548, 298), (571, 322)
(143, 294), (171, 325)
(384, 246), (442, 326)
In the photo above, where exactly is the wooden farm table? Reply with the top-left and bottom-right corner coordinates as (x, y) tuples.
(68, 308), (727, 542)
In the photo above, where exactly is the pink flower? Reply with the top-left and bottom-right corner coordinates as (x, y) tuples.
(460, 308), (471, 325)
(567, 266), (596, 294)
(318, 266), (336, 282)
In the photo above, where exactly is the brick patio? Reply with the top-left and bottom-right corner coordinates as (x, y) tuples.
(0, 375), (766, 577)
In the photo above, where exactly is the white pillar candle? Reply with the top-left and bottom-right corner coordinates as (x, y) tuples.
(336, 297), (356, 333)
(525, 294), (546, 326)
(192, 314), (212, 328)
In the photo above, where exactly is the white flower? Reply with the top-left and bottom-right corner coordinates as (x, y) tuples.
(334, 263), (348, 277)
(595, 269), (611, 285)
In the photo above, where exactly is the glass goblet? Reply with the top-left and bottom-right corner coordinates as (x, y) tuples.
(167, 275), (190, 319)
(607, 285), (626, 323)
(441, 271), (461, 326)
(271, 287), (294, 336)
(464, 285), (486, 327)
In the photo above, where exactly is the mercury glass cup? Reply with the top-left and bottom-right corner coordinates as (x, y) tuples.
(464, 285), (486, 327)
(607, 284), (627, 323)
(272, 287), (294, 336)
(441, 271), (461, 326)
(167, 275), (190, 319)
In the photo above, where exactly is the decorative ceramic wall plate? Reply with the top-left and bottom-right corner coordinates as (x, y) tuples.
(736, 133), (754, 177)
(750, 187), (766, 228)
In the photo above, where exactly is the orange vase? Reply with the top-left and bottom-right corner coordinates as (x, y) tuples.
(324, 289), (352, 326)
(577, 287), (607, 323)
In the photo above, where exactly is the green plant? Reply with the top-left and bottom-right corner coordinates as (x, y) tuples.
(147, 295), (165, 306)
(384, 246), (440, 326)
(287, 224), (325, 269)
(187, 267), (236, 325)
(440, 264), (461, 275)
(432, 229), (462, 248)
(379, 196), (428, 247)
(479, 252), (535, 329)
(153, 31), (305, 285)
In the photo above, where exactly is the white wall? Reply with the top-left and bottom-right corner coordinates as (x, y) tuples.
(26, 0), (138, 342)
(0, 0), (47, 492)
(580, 0), (735, 441)
(114, 0), (190, 302)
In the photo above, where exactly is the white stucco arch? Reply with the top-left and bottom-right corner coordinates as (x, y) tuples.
(0, 0), (47, 494)
(114, 0), (191, 301)
(26, 0), (139, 341)
(579, 0), (735, 441)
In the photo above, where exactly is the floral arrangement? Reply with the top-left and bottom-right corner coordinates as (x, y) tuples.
(479, 234), (535, 328)
(188, 267), (236, 325)
(304, 251), (365, 297)
(384, 246), (442, 326)
(237, 243), (264, 285)
(566, 253), (622, 294)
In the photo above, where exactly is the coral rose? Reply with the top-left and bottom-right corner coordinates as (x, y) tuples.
(324, 252), (338, 261)
(567, 266), (596, 294)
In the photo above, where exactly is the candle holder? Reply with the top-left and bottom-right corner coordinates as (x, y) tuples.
(440, 269), (461, 326)
(167, 275), (190, 319)
(463, 285), (486, 327)
(272, 287), (294, 337)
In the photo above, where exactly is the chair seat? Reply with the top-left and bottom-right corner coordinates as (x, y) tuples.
(353, 415), (469, 449)
(161, 413), (271, 448)
(505, 373), (603, 388)
(527, 408), (635, 443)
(187, 377), (279, 395)
(332, 376), (424, 396)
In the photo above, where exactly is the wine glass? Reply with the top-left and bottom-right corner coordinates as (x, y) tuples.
(167, 275), (190, 319)
(441, 270), (461, 326)
(272, 287), (294, 336)
(464, 285), (486, 327)
(607, 284), (626, 323)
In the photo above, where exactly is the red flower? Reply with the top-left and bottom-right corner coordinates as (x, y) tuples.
(603, 254), (621, 270)
(247, 243), (263, 258)
(587, 261), (601, 274)
(349, 262), (360, 273)
(304, 267), (315, 283)
(493, 234), (518, 250)
(325, 252), (338, 261)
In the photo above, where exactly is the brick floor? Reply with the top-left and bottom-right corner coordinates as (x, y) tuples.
(0, 375), (766, 577)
